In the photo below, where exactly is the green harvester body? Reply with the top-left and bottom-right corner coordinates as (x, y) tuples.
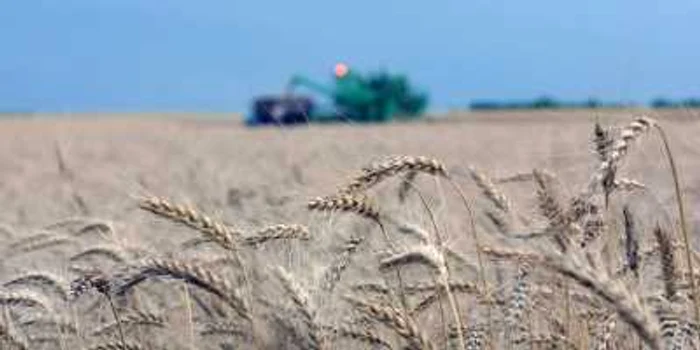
(247, 64), (429, 125)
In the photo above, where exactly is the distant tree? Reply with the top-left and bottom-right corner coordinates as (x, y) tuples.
(531, 96), (559, 109)
(584, 97), (601, 109)
(681, 98), (700, 107)
(470, 96), (644, 111)
(651, 97), (674, 109)
(469, 100), (500, 110)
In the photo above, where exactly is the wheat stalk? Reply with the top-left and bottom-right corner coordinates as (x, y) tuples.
(5, 232), (75, 257)
(651, 121), (700, 332)
(70, 245), (129, 264)
(380, 244), (466, 350)
(440, 176), (493, 348)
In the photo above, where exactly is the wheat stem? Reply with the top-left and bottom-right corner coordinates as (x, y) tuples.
(653, 123), (700, 333)
(413, 187), (465, 350)
(105, 295), (126, 350)
(445, 178), (492, 349)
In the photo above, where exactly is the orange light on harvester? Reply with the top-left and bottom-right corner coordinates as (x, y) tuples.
(334, 63), (349, 78)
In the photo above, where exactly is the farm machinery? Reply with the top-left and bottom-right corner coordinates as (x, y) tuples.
(245, 63), (429, 126)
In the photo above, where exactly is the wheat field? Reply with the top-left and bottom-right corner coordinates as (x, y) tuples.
(1, 109), (700, 349)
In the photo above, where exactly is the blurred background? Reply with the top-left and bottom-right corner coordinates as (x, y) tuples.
(2, 0), (700, 116)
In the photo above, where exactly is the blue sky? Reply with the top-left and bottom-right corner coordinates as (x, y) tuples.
(1, 0), (699, 113)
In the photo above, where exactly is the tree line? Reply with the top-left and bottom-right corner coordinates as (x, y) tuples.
(469, 96), (700, 110)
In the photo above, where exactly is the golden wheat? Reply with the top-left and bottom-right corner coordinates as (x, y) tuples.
(345, 296), (435, 350)
(1, 115), (697, 349)
(139, 196), (241, 251)
(308, 194), (380, 221)
(243, 224), (310, 247)
(340, 155), (447, 194)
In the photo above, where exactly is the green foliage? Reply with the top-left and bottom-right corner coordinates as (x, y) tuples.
(469, 96), (631, 111)
(651, 97), (700, 109)
(470, 95), (700, 111)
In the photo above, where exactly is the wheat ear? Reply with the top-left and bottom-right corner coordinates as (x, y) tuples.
(138, 195), (258, 338)
(468, 166), (510, 212)
(198, 320), (247, 338)
(0, 290), (52, 311)
(275, 266), (324, 350)
(622, 206), (640, 277)
(112, 258), (249, 321)
(243, 224), (310, 247)
(654, 225), (677, 299)
(345, 296), (435, 350)
(533, 169), (571, 251)
(325, 324), (391, 348)
(592, 120), (613, 163)
(321, 236), (364, 292)
(309, 192), (410, 308)
(92, 309), (165, 336)
(139, 196), (241, 250)
(593, 116), (654, 203)
(340, 155), (447, 194)
(505, 264), (530, 345)
(308, 194), (380, 221)
(6, 232), (75, 257)
(3, 271), (69, 301)
(87, 341), (143, 350)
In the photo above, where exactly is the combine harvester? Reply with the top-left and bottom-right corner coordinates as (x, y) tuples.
(246, 63), (429, 126)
